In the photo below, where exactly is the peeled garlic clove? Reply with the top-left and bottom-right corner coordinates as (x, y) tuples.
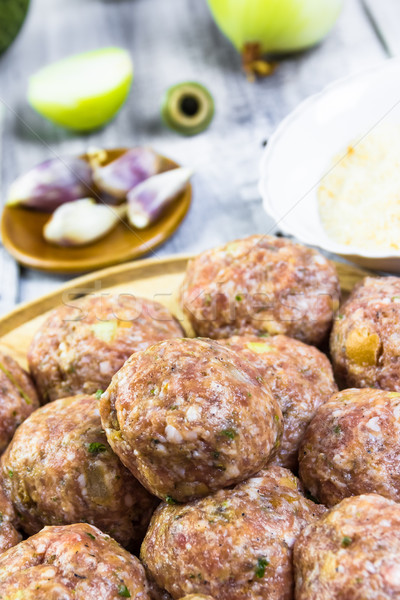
(44, 198), (126, 246)
(92, 147), (160, 200)
(7, 157), (93, 211)
(127, 167), (193, 229)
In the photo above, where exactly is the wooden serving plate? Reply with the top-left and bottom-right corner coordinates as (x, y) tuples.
(0, 254), (369, 370)
(1, 149), (192, 274)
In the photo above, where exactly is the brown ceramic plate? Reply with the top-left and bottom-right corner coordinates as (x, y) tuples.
(1, 148), (192, 274)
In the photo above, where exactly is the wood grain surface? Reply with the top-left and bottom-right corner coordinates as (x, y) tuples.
(0, 255), (369, 369)
(0, 0), (389, 314)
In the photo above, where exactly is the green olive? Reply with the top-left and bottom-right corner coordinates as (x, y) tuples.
(161, 82), (215, 136)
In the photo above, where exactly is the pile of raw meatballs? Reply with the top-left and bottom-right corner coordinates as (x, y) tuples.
(0, 234), (400, 599)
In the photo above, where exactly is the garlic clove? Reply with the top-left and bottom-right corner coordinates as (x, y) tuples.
(127, 167), (193, 229)
(92, 147), (160, 200)
(7, 157), (93, 211)
(43, 198), (126, 246)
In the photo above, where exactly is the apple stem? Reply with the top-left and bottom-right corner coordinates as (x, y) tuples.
(242, 43), (277, 81)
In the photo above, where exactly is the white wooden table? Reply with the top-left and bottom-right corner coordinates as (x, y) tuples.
(0, 0), (395, 315)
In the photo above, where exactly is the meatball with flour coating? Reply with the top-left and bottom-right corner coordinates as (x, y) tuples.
(294, 494), (400, 600)
(0, 351), (39, 453)
(218, 335), (337, 469)
(299, 388), (400, 506)
(0, 523), (151, 600)
(1, 394), (156, 547)
(331, 276), (400, 391)
(141, 466), (325, 600)
(100, 338), (282, 502)
(28, 294), (184, 402)
(180, 235), (339, 345)
(0, 485), (21, 553)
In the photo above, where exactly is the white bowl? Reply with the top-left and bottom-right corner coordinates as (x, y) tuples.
(259, 57), (400, 273)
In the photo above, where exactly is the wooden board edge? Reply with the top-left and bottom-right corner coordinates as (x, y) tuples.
(0, 254), (192, 337)
(0, 254), (370, 338)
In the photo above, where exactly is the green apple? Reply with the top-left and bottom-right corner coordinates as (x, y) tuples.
(28, 47), (133, 131)
(0, 0), (30, 54)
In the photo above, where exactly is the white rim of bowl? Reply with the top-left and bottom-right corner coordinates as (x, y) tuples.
(259, 56), (400, 260)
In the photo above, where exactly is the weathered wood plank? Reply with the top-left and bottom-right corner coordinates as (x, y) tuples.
(0, 103), (20, 316)
(363, 0), (400, 57)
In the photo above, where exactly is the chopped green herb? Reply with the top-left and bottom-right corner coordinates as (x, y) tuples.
(274, 415), (280, 422)
(333, 425), (341, 435)
(258, 333), (270, 338)
(88, 442), (107, 454)
(204, 294), (212, 306)
(255, 557), (269, 578)
(165, 495), (178, 505)
(118, 584), (131, 597)
(86, 532), (96, 540)
(221, 428), (237, 440)
(8, 469), (13, 479)
(150, 389), (156, 395)
(169, 405), (178, 410)
(337, 314), (345, 320)
(235, 294), (243, 302)
(247, 392), (252, 398)
(95, 389), (103, 400)
(342, 536), (352, 547)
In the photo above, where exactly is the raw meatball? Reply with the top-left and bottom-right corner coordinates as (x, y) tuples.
(0, 523), (151, 599)
(331, 276), (400, 391)
(299, 388), (400, 506)
(218, 335), (337, 469)
(180, 597), (215, 600)
(1, 394), (156, 547)
(141, 466), (325, 600)
(28, 294), (184, 402)
(0, 351), (39, 453)
(294, 494), (400, 600)
(180, 235), (339, 345)
(100, 338), (282, 502)
(0, 485), (21, 553)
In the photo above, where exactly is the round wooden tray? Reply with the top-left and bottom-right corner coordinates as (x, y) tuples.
(1, 149), (192, 274)
(0, 254), (369, 370)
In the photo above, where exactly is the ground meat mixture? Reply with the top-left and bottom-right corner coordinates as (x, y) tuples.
(218, 335), (337, 469)
(179, 596), (215, 600)
(294, 494), (400, 599)
(0, 523), (151, 599)
(141, 466), (325, 600)
(100, 338), (282, 502)
(1, 394), (156, 547)
(0, 350), (39, 453)
(0, 484), (21, 554)
(180, 235), (339, 345)
(299, 388), (400, 506)
(330, 276), (400, 390)
(28, 294), (184, 402)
